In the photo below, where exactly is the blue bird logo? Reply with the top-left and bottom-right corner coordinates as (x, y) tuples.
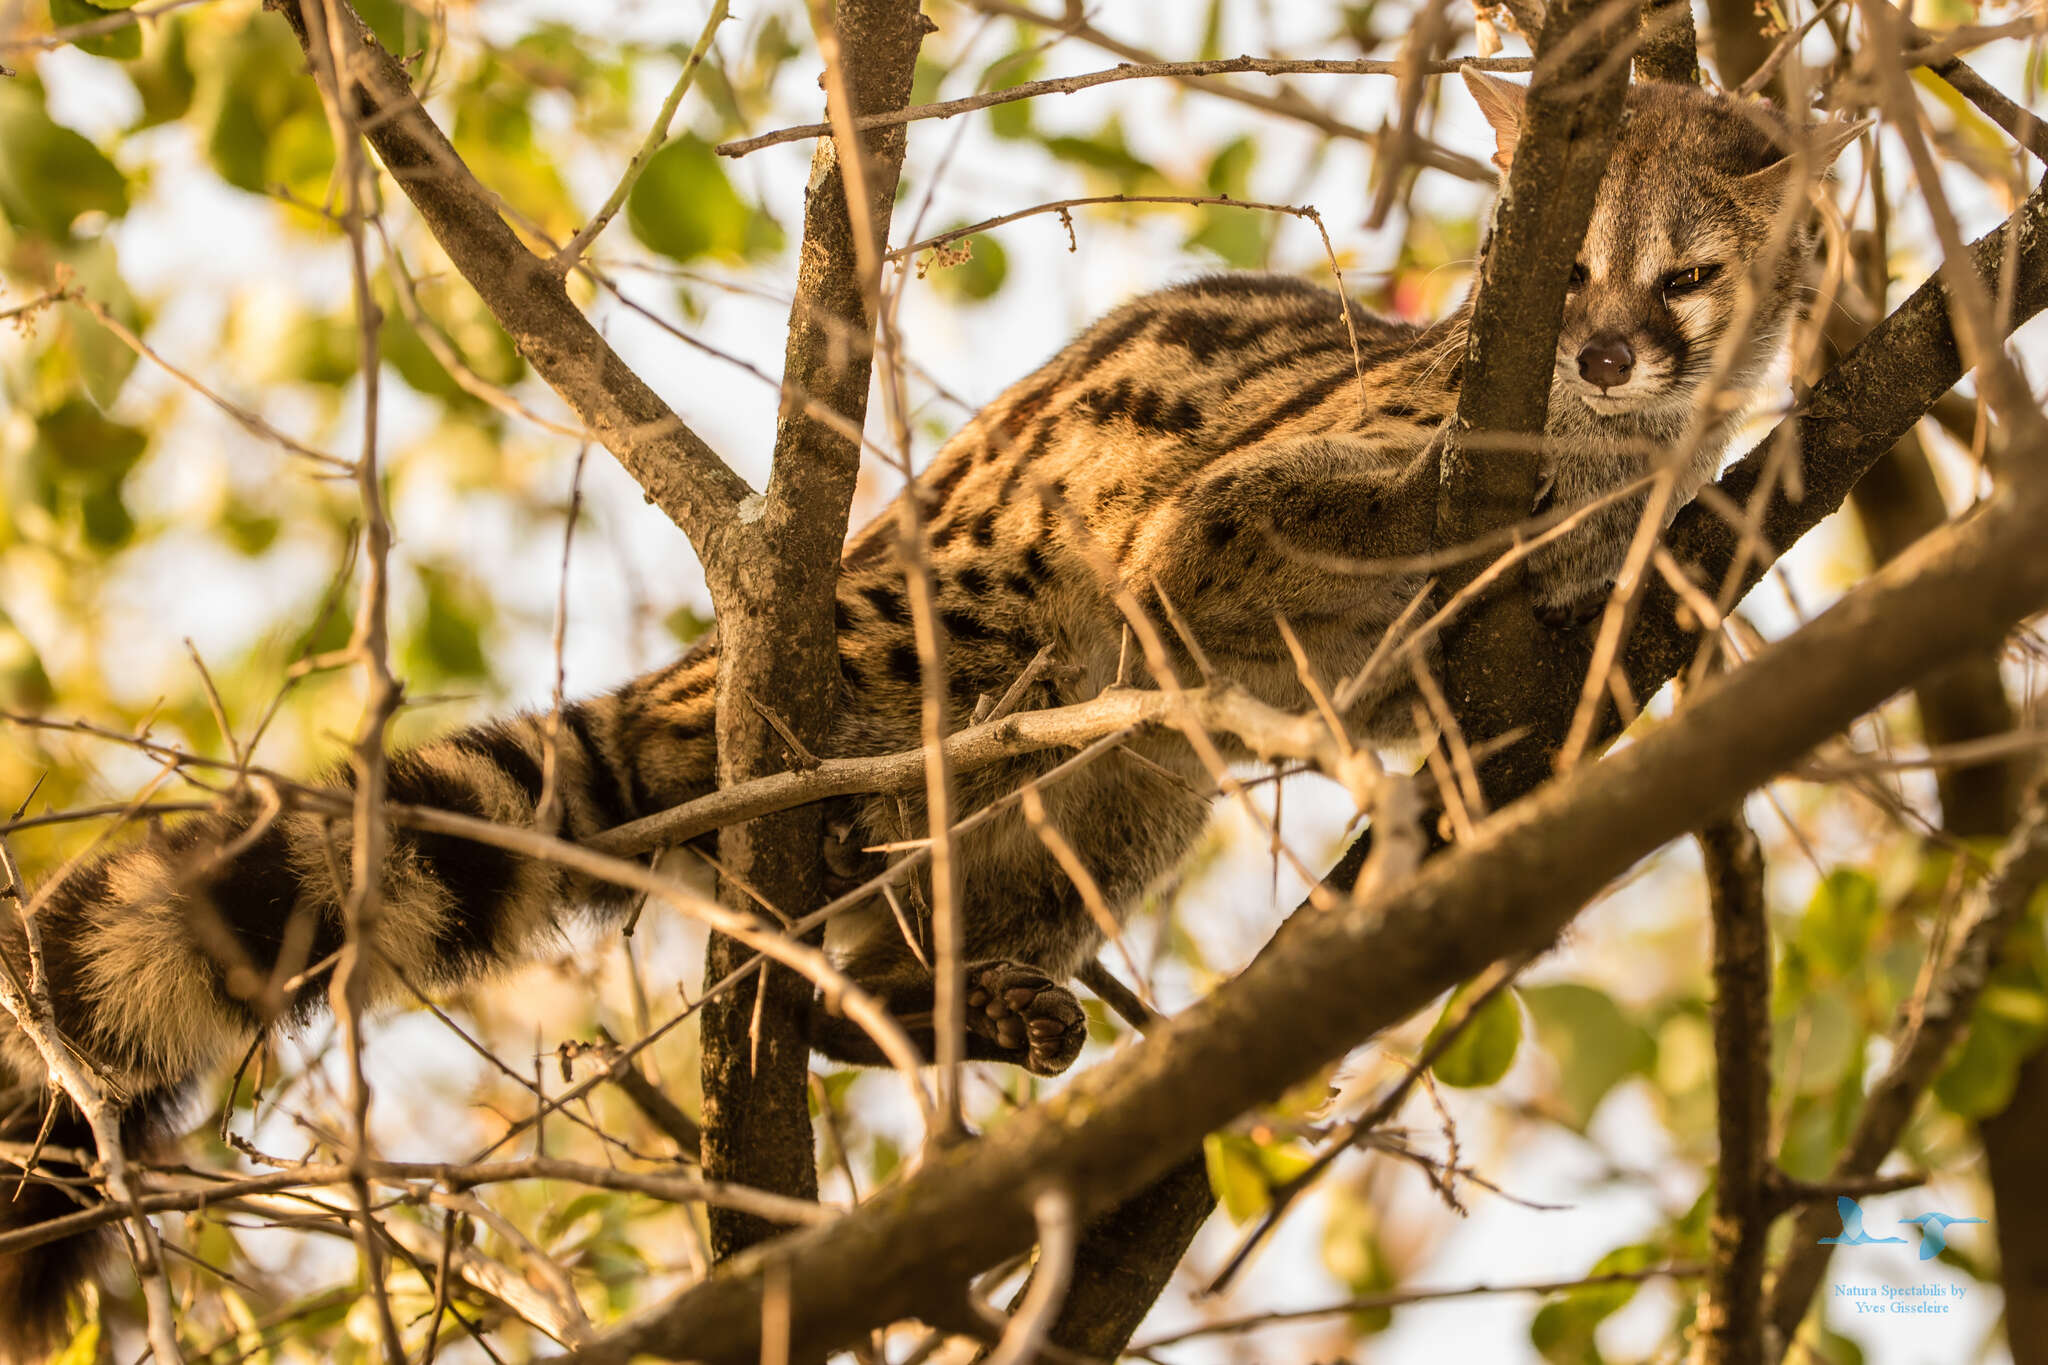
(1900, 1211), (1986, 1261)
(1817, 1197), (1907, 1246)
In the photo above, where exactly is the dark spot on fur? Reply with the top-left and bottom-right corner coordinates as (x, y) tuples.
(862, 583), (909, 624)
(940, 608), (995, 641)
(887, 643), (922, 686)
(1080, 379), (1134, 424)
(956, 565), (990, 597)
(969, 510), (998, 547)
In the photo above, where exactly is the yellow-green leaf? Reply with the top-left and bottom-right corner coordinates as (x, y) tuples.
(1426, 982), (1523, 1088)
(0, 86), (130, 236)
(626, 134), (784, 264)
(49, 0), (140, 61)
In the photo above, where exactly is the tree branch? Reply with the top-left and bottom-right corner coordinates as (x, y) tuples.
(717, 54), (1537, 159)
(1634, 0), (1701, 84)
(264, 0), (751, 556)
(1435, 0), (1635, 799)
(698, 0), (929, 1260)
(1691, 811), (1772, 1365)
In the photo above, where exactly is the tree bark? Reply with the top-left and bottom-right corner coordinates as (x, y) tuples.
(1434, 0), (1635, 803)
(700, 0), (930, 1260)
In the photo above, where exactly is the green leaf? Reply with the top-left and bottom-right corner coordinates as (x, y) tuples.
(1800, 868), (1881, 975)
(49, 0), (140, 61)
(1773, 990), (1861, 1095)
(1935, 969), (2048, 1119)
(1426, 983), (1523, 1088)
(922, 230), (1009, 302)
(1197, 0), (1227, 60)
(1530, 1244), (1656, 1365)
(626, 135), (784, 264)
(1040, 116), (1157, 192)
(0, 610), (54, 712)
(78, 482), (135, 547)
(665, 603), (713, 646)
(1204, 1133), (1268, 1221)
(1524, 983), (1655, 1129)
(199, 19), (328, 197)
(1186, 207), (1270, 268)
(222, 499), (281, 556)
(128, 14), (195, 129)
(59, 237), (142, 409)
(33, 397), (147, 480)
(409, 566), (491, 682)
(0, 85), (130, 236)
(1319, 1185), (1395, 1334)
(1202, 1132), (1312, 1221)
(984, 47), (1044, 140)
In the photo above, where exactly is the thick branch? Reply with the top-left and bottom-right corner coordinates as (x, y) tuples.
(700, 0), (929, 1260)
(571, 461), (2048, 1365)
(1691, 812), (1772, 1365)
(1634, 0), (1702, 83)
(1435, 0), (1635, 798)
(266, 0), (750, 554)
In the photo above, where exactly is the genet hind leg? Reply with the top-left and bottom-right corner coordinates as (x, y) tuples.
(806, 906), (1086, 1077)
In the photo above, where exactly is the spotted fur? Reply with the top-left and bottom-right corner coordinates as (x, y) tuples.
(0, 76), (1854, 1356)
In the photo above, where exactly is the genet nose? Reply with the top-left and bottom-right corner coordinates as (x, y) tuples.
(1577, 335), (1635, 391)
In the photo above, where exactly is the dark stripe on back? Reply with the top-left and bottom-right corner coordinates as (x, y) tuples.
(1070, 308), (1156, 375)
(1230, 365), (1358, 447)
(1222, 332), (1355, 393)
(1151, 308), (1263, 364)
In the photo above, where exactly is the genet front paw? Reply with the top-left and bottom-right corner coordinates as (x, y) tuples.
(964, 961), (1086, 1076)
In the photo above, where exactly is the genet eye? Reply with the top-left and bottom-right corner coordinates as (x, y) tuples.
(1662, 264), (1721, 295)
(1568, 263), (1589, 290)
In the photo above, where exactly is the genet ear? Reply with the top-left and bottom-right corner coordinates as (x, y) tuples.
(1460, 66), (1526, 174)
(1742, 116), (1872, 195)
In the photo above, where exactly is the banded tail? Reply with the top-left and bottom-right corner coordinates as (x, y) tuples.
(0, 646), (719, 1359)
